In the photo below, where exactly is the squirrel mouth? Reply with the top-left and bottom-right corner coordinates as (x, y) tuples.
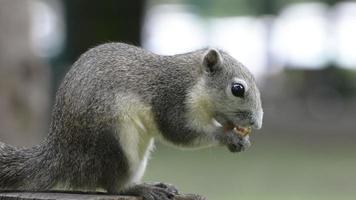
(213, 114), (252, 137)
(223, 122), (252, 137)
(234, 125), (252, 137)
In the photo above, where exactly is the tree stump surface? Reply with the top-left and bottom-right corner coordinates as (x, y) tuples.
(0, 191), (207, 200)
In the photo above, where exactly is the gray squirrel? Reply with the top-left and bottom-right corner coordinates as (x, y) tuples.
(0, 43), (263, 200)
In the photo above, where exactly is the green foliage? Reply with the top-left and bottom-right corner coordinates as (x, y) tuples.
(185, 0), (266, 16)
(181, 0), (342, 16)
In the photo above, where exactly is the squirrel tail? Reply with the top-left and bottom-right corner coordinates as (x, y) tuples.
(0, 141), (57, 190)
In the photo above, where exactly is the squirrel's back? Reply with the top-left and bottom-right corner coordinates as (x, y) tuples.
(58, 43), (203, 105)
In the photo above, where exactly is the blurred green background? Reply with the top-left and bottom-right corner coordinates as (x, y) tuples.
(0, 0), (355, 200)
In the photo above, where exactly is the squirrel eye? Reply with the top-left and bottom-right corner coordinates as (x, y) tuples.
(231, 83), (245, 98)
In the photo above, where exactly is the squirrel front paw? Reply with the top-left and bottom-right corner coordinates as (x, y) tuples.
(219, 130), (251, 153)
(122, 182), (179, 200)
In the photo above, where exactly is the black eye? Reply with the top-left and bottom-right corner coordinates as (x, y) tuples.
(231, 83), (245, 97)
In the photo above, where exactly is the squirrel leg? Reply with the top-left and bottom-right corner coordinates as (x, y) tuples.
(120, 182), (179, 200)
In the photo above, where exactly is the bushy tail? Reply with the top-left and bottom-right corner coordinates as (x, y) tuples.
(0, 141), (57, 190)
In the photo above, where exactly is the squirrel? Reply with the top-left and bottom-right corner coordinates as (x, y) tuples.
(0, 43), (263, 200)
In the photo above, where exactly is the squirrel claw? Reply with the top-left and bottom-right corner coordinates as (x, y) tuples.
(122, 182), (178, 200)
(152, 182), (179, 195)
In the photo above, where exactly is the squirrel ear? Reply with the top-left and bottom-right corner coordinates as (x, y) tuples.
(203, 48), (222, 73)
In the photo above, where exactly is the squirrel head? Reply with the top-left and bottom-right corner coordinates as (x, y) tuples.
(200, 48), (263, 130)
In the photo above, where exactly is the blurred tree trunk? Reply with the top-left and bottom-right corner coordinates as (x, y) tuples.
(0, 0), (50, 146)
(56, 0), (145, 81)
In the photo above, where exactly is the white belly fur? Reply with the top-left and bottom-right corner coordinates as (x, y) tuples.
(115, 94), (160, 187)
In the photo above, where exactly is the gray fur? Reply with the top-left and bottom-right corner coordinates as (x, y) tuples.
(0, 42), (263, 194)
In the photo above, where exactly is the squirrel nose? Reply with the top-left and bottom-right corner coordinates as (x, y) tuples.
(250, 111), (263, 130)
(249, 120), (260, 129)
(251, 120), (261, 129)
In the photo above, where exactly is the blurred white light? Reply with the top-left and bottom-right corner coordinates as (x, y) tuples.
(30, 0), (65, 58)
(209, 17), (268, 79)
(142, 4), (206, 55)
(271, 2), (330, 69)
(333, 2), (356, 69)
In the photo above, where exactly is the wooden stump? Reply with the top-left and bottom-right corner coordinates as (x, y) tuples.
(0, 191), (207, 200)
